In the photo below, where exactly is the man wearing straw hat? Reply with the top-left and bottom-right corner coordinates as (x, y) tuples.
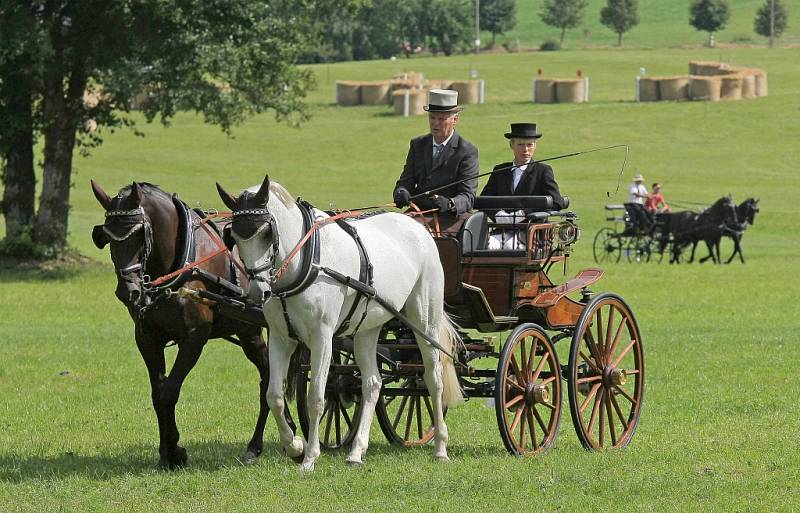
(628, 173), (648, 205)
(393, 89), (479, 231)
(481, 122), (566, 249)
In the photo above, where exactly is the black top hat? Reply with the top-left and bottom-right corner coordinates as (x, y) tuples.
(504, 123), (542, 139)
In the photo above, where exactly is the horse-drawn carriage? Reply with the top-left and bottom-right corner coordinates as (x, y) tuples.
(592, 203), (670, 264)
(92, 178), (646, 469)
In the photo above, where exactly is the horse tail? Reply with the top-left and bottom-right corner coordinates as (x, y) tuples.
(284, 346), (301, 401)
(437, 314), (465, 409)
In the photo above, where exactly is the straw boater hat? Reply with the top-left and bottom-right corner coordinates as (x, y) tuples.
(504, 122), (542, 139)
(633, 174), (644, 182)
(423, 89), (463, 113)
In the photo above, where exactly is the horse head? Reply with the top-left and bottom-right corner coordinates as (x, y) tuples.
(712, 195), (738, 227)
(745, 198), (760, 225)
(217, 175), (280, 302)
(91, 180), (178, 305)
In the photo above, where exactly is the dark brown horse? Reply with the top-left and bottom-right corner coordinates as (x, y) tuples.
(91, 180), (279, 469)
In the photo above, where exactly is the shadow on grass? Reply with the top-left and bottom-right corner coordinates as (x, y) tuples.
(0, 440), (288, 483)
(0, 257), (106, 284)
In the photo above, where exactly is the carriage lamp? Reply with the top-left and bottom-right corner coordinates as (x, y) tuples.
(555, 220), (580, 246)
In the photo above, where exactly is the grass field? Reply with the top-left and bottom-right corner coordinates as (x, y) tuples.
(500, 0), (800, 49)
(2, 39), (800, 513)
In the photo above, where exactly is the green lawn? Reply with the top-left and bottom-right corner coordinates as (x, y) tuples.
(2, 46), (800, 511)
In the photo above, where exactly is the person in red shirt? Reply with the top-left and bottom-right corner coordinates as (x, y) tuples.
(645, 182), (671, 213)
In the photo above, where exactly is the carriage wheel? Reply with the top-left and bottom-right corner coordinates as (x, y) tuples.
(625, 236), (652, 263)
(375, 363), (446, 447)
(593, 228), (621, 264)
(495, 324), (562, 456)
(567, 293), (645, 451)
(296, 341), (363, 450)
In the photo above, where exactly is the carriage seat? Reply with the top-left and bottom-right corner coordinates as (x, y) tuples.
(460, 211), (489, 254)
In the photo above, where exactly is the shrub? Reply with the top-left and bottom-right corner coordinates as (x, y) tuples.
(540, 39), (561, 51)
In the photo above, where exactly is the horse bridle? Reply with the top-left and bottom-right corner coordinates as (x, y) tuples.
(103, 206), (154, 284)
(231, 208), (281, 289)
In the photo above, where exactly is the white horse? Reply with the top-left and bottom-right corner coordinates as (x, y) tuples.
(216, 176), (462, 471)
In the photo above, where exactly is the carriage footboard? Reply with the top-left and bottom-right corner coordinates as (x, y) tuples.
(530, 268), (604, 307)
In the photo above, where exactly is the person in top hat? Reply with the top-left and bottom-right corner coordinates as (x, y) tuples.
(628, 173), (648, 205)
(393, 89), (479, 224)
(481, 123), (566, 249)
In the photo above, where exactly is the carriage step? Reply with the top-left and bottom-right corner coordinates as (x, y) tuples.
(531, 268), (604, 307)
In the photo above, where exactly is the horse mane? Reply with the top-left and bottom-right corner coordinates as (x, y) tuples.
(116, 182), (171, 202)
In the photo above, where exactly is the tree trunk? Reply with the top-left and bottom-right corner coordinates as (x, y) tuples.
(560, 27), (566, 45)
(1, 68), (36, 241)
(33, 20), (87, 251)
(618, 32), (623, 46)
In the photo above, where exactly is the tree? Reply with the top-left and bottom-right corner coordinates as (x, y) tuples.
(425, 0), (474, 56)
(0, 0), (354, 257)
(600, 0), (640, 46)
(689, 0), (731, 47)
(540, 0), (589, 46)
(754, 0), (789, 47)
(480, 0), (517, 48)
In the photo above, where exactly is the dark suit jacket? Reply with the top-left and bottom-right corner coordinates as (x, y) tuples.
(481, 161), (567, 210)
(394, 131), (479, 215)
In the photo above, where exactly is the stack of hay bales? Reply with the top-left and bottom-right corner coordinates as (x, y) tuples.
(449, 80), (484, 105)
(637, 62), (767, 103)
(360, 81), (391, 105)
(336, 81), (362, 106)
(532, 77), (589, 103)
(392, 88), (427, 116)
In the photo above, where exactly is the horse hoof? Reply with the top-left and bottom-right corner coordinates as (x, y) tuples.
(346, 459), (364, 468)
(284, 436), (305, 463)
(299, 460), (315, 473)
(240, 450), (259, 465)
(434, 455), (451, 463)
(159, 446), (188, 470)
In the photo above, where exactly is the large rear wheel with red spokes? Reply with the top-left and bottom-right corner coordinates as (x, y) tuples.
(567, 293), (645, 450)
(495, 323), (562, 456)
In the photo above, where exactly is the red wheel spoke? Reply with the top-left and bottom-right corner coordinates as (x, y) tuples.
(540, 400), (556, 411)
(606, 391), (617, 446)
(610, 392), (630, 432)
(577, 375), (602, 384)
(527, 407), (537, 450)
(505, 393), (525, 410)
(532, 405), (549, 434)
(604, 306), (616, 364)
(540, 376), (557, 386)
(580, 350), (602, 374)
(596, 306), (605, 356)
(588, 388), (604, 435)
(530, 352), (549, 382)
(392, 395), (409, 430)
(520, 338), (529, 379)
(612, 339), (637, 367)
(606, 316), (627, 364)
(580, 383), (602, 413)
(613, 384), (637, 405)
(509, 354), (525, 385)
(599, 389), (607, 447)
(509, 404), (524, 434)
(519, 406), (527, 447)
(527, 337), (538, 377)
(505, 375), (525, 393)
(404, 396), (414, 441)
(584, 329), (603, 363)
(624, 369), (640, 375)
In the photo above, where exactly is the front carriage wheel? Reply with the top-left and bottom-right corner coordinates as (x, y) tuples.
(625, 236), (652, 263)
(593, 228), (621, 264)
(295, 341), (363, 450)
(495, 324), (562, 456)
(567, 293), (645, 451)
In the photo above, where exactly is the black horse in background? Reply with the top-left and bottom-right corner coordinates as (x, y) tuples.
(91, 181), (284, 469)
(663, 196), (738, 264)
(723, 198), (760, 264)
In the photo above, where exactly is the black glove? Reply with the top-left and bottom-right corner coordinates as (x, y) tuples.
(394, 188), (411, 208)
(432, 195), (451, 213)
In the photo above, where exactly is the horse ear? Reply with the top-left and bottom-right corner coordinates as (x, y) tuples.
(216, 182), (238, 211)
(222, 224), (235, 251)
(92, 225), (109, 249)
(130, 182), (142, 204)
(90, 179), (113, 210)
(253, 174), (271, 206)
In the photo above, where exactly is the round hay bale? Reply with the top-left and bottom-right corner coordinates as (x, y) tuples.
(390, 79), (420, 94)
(336, 81), (361, 106)
(555, 79), (586, 103)
(720, 74), (743, 101)
(449, 80), (480, 104)
(533, 79), (556, 103)
(689, 61), (718, 76)
(689, 76), (721, 101)
(424, 79), (452, 90)
(658, 76), (689, 101)
(392, 89), (427, 116)
(360, 81), (391, 105)
(754, 70), (768, 97)
(637, 77), (660, 102)
(740, 73), (757, 99)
